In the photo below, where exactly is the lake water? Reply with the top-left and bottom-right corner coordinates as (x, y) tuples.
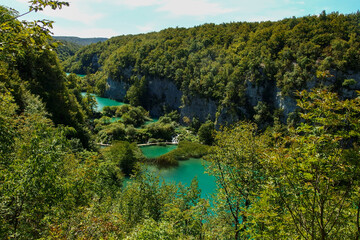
(144, 118), (159, 125)
(140, 145), (217, 199)
(140, 144), (177, 158)
(66, 73), (86, 78)
(81, 93), (158, 125)
(86, 93), (217, 198)
(81, 92), (125, 112)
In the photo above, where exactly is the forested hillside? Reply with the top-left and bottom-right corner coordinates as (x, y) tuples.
(2, 1), (360, 239)
(0, 6), (93, 148)
(64, 11), (360, 124)
(53, 37), (108, 62)
(53, 39), (82, 61)
(53, 36), (108, 46)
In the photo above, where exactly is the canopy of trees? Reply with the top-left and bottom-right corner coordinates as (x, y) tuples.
(64, 12), (360, 117)
(2, 2), (360, 239)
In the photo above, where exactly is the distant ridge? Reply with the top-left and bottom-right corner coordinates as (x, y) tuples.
(53, 36), (108, 46)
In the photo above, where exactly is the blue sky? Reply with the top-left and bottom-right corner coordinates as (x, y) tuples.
(2, 0), (359, 38)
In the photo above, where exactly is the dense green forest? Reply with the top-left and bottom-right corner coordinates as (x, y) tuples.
(64, 11), (360, 124)
(1, 1), (360, 239)
(53, 37), (108, 62)
(52, 39), (82, 61)
(54, 36), (108, 46)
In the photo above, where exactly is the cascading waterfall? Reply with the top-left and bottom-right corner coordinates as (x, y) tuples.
(172, 134), (179, 144)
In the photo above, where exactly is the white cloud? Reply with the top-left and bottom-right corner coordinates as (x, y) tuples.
(112, 0), (233, 17)
(12, 0), (103, 24)
(137, 23), (157, 33)
(115, 0), (162, 8)
(52, 25), (118, 38)
(41, 2), (104, 24)
(157, 0), (233, 17)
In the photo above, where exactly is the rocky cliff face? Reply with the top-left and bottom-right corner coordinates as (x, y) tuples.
(103, 71), (360, 125)
(180, 95), (217, 122)
(245, 79), (298, 121)
(146, 78), (182, 117)
(275, 91), (298, 118)
(103, 76), (223, 122)
(104, 78), (129, 100)
(340, 72), (360, 99)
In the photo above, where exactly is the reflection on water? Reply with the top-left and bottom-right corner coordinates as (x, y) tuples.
(140, 145), (217, 199)
(81, 92), (125, 112)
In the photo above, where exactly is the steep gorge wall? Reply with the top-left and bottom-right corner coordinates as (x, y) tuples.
(104, 70), (360, 125)
(104, 76), (220, 122)
(103, 76), (297, 125)
(104, 78), (129, 100)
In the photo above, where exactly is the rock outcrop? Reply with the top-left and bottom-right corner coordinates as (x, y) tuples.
(104, 78), (129, 100)
(103, 70), (360, 125)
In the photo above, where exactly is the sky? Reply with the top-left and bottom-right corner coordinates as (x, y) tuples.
(2, 0), (360, 38)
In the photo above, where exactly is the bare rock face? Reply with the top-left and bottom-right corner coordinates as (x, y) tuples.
(275, 89), (298, 117)
(91, 54), (100, 71)
(180, 95), (217, 122)
(103, 70), (360, 125)
(104, 78), (129, 100)
(103, 76), (223, 122)
(104, 76), (280, 125)
(245, 80), (268, 107)
(146, 78), (183, 117)
(339, 72), (360, 99)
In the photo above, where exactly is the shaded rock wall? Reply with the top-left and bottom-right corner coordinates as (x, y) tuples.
(103, 70), (360, 125)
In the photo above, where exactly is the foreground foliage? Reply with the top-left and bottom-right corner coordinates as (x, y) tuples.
(2, 2), (360, 239)
(207, 89), (360, 239)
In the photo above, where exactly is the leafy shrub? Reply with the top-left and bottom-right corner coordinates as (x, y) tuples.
(154, 141), (210, 167)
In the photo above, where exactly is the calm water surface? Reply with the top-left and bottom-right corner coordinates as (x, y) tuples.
(81, 92), (125, 112)
(66, 73), (86, 77)
(144, 118), (159, 125)
(140, 145), (177, 158)
(141, 145), (217, 198)
(86, 93), (217, 198)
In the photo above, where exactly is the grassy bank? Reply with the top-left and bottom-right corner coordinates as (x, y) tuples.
(153, 141), (211, 167)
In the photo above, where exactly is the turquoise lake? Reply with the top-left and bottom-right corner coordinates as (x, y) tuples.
(140, 145), (217, 199)
(66, 72), (86, 78)
(144, 118), (159, 125)
(81, 92), (125, 112)
(85, 93), (217, 198)
(140, 144), (177, 158)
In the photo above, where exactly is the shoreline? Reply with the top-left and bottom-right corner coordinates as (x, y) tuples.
(97, 142), (178, 147)
(137, 142), (178, 147)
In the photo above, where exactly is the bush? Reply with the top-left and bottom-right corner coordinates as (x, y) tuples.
(154, 141), (210, 167)
(342, 78), (357, 87)
(97, 122), (126, 144)
(102, 106), (118, 117)
(198, 120), (215, 145)
(102, 141), (142, 176)
(146, 122), (176, 141)
(121, 106), (148, 127)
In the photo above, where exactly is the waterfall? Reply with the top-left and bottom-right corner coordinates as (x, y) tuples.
(172, 134), (179, 144)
